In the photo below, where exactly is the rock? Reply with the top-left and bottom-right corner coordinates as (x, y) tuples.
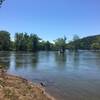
(40, 82), (46, 87)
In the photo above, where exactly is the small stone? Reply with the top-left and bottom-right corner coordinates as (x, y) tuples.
(40, 82), (46, 87)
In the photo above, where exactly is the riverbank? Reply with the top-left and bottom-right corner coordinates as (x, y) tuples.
(0, 68), (55, 100)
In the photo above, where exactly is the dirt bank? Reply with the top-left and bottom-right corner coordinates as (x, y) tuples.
(0, 69), (55, 100)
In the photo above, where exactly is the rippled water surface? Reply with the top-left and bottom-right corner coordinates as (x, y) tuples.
(0, 51), (100, 100)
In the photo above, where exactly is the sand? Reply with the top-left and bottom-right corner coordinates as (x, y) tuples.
(0, 68), (55, 100)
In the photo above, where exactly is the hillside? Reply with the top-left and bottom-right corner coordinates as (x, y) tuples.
(67, 35), (100, 50)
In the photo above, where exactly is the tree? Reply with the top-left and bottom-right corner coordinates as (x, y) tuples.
(91, 43), (100, 50)
(10, 41), (15, 51)
(22, 33), (29, 51)
(38, 40), (54, 51)
(72, 34), (80, 50)
(91, 36), (100, 50)
(15, 33), (23, 51)
(0, 31), (10, 51)
(73, 34), (80, 41)
(29, 34), (41, 52)
(44, 41), (51, 51)
(15, 32), (30, 51)
(68, 35), (100, 50)
(0, 0), (5, 7)
(38, 40), (45, 50)
(54, 36), (66, 53)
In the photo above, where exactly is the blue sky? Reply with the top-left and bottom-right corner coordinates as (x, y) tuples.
(0, 0), (100, 41)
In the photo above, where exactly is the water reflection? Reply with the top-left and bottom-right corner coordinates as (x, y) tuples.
(72, 51), (80, 69)
(54, 52), (67, 70)
(14, 52), (39, 70)
(31, 52), (38, 69)
(45, 51), (51, 61)
(91, 51), (100, 69)
(66, 51), (80, 70)
(0, 51), (10, 69)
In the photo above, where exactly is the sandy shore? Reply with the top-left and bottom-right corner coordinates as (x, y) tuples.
(0, 69), (55, 100)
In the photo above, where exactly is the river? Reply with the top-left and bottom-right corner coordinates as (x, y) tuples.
(0, 50), (100, 100)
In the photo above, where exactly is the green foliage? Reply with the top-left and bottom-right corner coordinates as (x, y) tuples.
(29, 34), (40, 52)
(0, 0), (5, 7)
(38, 40), (46, 50)
(91, 43), (100, 50)
(38, 40), (53, 51)
(15, 33), (29, 51)
(72, 35), (80, 50)
(0, 31), (10, 51)
(0, 30), (100, 51)
(10, 41), (15, 50)
(54, 36), (66, 52)
(68, 35), (100, 50)
(44, 41), (52, 51)
(91, 36), (100, 50)
(14, 33), (40, 52)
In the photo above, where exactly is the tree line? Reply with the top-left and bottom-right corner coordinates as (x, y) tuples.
(0, 30), (100, 52)
(0, 31), (66, 52)
(67, 35), (100, 50)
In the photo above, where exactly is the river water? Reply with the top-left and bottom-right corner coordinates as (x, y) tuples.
(0, 51), (100, 100)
